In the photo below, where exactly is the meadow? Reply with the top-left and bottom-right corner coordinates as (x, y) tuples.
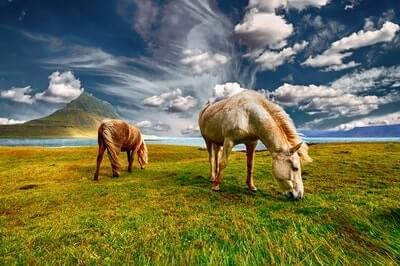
(0, 143), (399, 265)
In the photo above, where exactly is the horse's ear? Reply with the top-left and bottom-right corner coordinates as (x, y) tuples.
(290, 142), (303, 154)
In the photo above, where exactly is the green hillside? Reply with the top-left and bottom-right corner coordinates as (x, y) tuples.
(0, 92), (119, 138)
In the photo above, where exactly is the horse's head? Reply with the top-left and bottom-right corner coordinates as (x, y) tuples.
(272, 142), (306, 200)
(137, 140), (148, 169)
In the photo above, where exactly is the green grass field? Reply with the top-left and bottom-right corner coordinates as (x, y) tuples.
(0, 143), (399, 265)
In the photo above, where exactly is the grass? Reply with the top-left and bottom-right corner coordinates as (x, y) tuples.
(0, 143), (399, 265)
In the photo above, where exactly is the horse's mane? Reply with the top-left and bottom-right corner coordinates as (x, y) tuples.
(262, 100), (312, 163)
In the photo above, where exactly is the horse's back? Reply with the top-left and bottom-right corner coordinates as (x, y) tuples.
(98, 119), (131, 144)
(199, 90), (271, 142)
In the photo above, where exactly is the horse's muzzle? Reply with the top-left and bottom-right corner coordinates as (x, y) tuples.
(287, 191), (303, 201)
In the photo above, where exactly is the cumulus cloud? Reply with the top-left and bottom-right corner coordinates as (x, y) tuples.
(333, 111), (400, 130)
(0, 117), (26, 125)
(0, 86), (34, 104)
(248, 0), (329, 11)
(136, 120), (171, 132)
(247, 41), (308, 70)
(211, 82), (246, 102)
(143, 88), (197, 112)
(322, 61), (360, 72)
(269, 65), (400, 118)
(168, 95), (197, 112)
(143, 88), (183, 107)
(235, 0), (329, 71)
(1, 71), (83, 105)
(329, 65), (400, 94)
(180, 49), (229, 75)
(270, 83), (381, 116)
(234, 10), (293, 50)
(287, 0), (329, 10)
(35, 71), (84, 103)
(303, 21), (400, 71)
(181, 124), (200, 135)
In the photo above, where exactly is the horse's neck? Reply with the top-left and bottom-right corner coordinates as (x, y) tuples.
(259, 122), (290, 153)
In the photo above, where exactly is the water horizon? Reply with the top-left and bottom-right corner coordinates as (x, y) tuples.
(0, 136), (399, 149)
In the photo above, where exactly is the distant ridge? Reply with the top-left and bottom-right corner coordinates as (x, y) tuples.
(301, 124), (400, 138)
(0, 92), (119, 138)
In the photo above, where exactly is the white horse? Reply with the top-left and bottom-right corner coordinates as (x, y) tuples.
(199, 90), (312, 200)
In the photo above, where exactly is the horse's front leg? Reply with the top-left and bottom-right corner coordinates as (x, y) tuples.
(127, 150), (134, 172)
(212, 139), (234, 191)
(246, 142), (257, 191)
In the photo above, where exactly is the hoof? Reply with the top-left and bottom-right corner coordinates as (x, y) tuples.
(113, 173), (120, 177)
(209, 177), (216, 183)
(212, 185), (220, 191)
(93, 177), (98, 181)
(128, 169), (132, 173)
(248, 186), (257, 192)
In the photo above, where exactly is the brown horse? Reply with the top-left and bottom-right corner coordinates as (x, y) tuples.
(94, 119), (148, 180)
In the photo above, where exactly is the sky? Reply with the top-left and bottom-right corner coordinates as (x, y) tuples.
(0, 0), (399, 135)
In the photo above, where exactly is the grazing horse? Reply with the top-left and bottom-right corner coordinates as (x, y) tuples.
(94, 119), (148, 180)
(199, 90), (312, 200)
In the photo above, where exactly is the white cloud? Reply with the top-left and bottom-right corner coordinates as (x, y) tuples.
(331, 21), (399, 51)
(211, 82), (246, 102)
(333, 111), (400, 130)
(330, 65), (400, 94)
(34, 71), (84, 103)
(0, 86), (34, 104)
(181, 124), (200, 135)
(135, 120), (153, 128)
(180, 49), (229, 75)
(20, 31), (63, 48)
(1, 71), (83, 105)
(392, 82), (400, 88)
(235, 0), (329, 71)
(248, 0), (329, 11)
(143, 88), (197, 112)
(271, 83), (382, 117)
(287, 0), (329, 10)
(143, 88), (183, 107)
(0, 117), (26, 125)
(322, 61), (360, 71)
(247, 41), (308, 70)
(135, 120), (171, 132)
(44, 46), (120, 69)
(234, 10), (293, 50)
(344, 4), (353, 10)
(168, 95), (198, 112)
(269, 65), (400, 118)
(303, 21), (400, 71)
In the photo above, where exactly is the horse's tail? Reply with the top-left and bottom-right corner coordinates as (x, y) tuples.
(99, 126), (121, 170)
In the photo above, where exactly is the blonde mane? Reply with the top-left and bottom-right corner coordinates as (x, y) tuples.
(262, 100), (312, 163)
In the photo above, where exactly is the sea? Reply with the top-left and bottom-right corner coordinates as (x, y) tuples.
(0, 137), (399, 150)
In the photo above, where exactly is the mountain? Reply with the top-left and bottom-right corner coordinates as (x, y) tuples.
(0, 92), (119, 138)
(301, 124), (400, 138)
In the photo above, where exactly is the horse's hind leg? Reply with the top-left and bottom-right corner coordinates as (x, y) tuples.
(245, 142), (257, 191)
(212, 139), (234, 191)
(94, 144), (106, 180)
(206, 141), (215, 182)
(213, 144), (222, 181)
(127, 150), (134, 172)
